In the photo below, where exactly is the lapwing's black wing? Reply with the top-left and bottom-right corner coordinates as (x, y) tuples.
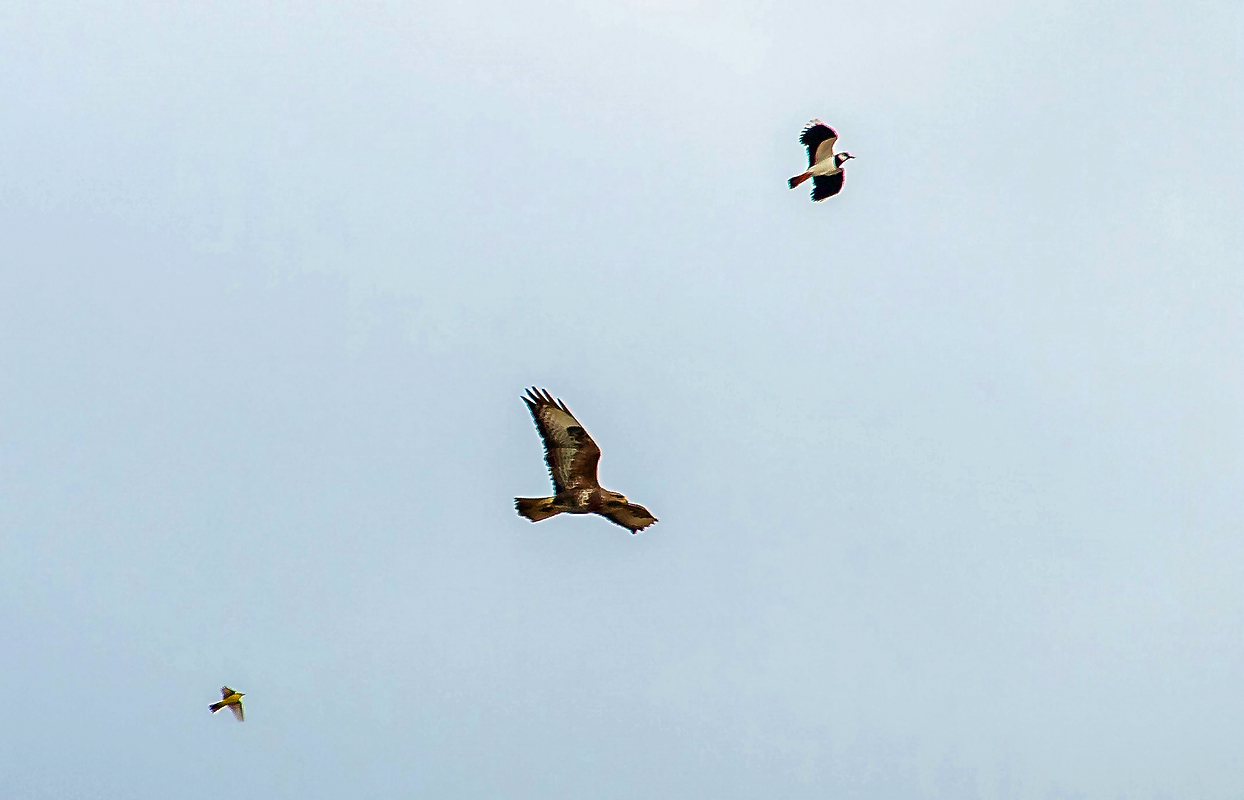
(811, 171), (845, 201)
(800, 121), (838, 167)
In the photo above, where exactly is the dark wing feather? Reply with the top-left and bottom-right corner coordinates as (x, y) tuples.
(601, 502), (658, 534)
(220, 687), (235, 699)
(811, 171), (845, 201)
(799, 121), (837, 167)
(523, 388), (601, 493)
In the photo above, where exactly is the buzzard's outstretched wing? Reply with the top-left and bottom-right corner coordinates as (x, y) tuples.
(800, 120), (838, 167)
(811, 171), (845, 201)
(602, 501), (658, 534)
(523, 387), (601, 492)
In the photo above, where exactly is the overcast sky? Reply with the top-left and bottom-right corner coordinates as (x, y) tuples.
(1, 1), (1241, 798)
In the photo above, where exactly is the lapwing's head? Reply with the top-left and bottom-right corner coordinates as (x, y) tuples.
(836, 152), (855, 167)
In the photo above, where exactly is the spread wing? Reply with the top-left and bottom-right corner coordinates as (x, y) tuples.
(220, 687), (235, 700)
(601, 502), (658, 534)
(230, 701), (244, 722)
(800, 120), (837, 167)
(523, 387), (601, 492)
(811, 171), (845, 201)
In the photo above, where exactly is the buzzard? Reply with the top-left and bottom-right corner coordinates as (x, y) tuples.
(788, 119), (854, 201)
(515, 387), (658, 534)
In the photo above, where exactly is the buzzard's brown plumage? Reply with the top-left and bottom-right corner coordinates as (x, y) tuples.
(515, 388), (657, 534)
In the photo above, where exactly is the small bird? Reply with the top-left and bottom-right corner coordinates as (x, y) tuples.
(788, 119), (854, 201)
(515, 387), (658, 534)
(209, 686), (245, 722)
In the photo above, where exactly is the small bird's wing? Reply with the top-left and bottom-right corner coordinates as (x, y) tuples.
(220, 687), (235, 700)
(523, 388), (602, 492)
(601, 502), (658, 534)
(800, 120), (838, 167)
(811, 171), (845, 201)
(230, 701), (244, 722)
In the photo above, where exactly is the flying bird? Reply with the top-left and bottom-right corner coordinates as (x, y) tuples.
(515, 387), (657, 534)
(788, 119), (854, 201)
(209, 686), (245, 722)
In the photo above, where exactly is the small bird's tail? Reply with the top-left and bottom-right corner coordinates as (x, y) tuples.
(788, 172), (812, 188)
(515, 497), (561, 523)
(209, 701), (226, 713)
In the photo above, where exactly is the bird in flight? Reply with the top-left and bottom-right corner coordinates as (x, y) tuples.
(788, 119), (854, 201)
(515, 387), (657, 534)
(209, 686), (245, 722)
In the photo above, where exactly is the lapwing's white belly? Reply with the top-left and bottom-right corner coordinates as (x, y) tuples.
(810, 159), (841, 177)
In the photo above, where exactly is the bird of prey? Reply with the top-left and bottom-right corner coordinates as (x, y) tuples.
(209, 686), (245, 722)
(788, 119), (854, 201)
(515, 387), (657, 534)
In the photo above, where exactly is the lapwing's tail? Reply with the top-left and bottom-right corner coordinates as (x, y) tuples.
(789, 172), (812, 189)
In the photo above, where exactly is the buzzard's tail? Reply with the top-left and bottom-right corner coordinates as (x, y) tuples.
(209, 701), (226, 713)
(789, 172), (812, 188)
(516, 497), (561, 523)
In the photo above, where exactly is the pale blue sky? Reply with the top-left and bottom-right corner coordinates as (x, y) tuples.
(1, 2), (1241, 798)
